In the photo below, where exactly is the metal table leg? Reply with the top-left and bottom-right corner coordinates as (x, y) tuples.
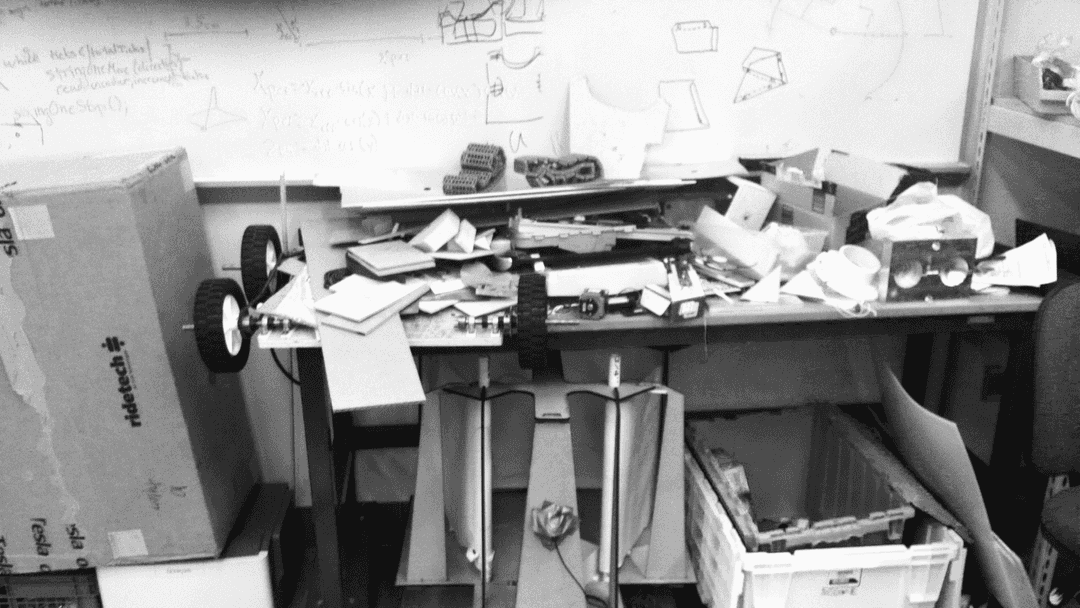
(297, 348), (344, 608)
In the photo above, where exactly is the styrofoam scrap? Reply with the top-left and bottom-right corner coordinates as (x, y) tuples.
(474, 228), (495, 251)
(430, 278), (466, 295)
(741, 266), (780, 303)
(409, 208), (460, 253)
(448, 218), (477, 253)
(453, 299), (516, 317)
(418, 299), (458, 314)
(640, 284), (670, 316)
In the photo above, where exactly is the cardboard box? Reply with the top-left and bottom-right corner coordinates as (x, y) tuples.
(0, 148), (259, 572)
(97, 484), (292, 608)
(1014, 55), (1074, 116)
(763, 149), (908, 250)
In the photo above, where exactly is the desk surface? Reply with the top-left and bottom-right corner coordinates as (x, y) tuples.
(296, 219), (1043, 352)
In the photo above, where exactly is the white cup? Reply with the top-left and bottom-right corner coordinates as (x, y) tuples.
(809, 245), (882, 302)
(838, 244), (882, 279)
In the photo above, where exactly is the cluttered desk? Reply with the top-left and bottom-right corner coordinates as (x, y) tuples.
(176, 142), (1053, 608)
(2, 0), (1078, 606)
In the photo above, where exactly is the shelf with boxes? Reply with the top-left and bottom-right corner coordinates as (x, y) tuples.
(986, 97), (1080, 160)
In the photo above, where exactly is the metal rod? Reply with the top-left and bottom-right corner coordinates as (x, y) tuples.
(221, 265), (241, 272)
(279, 171), (290, 252)
(608, 354), (622, 608)
(479, 356), (490, 607)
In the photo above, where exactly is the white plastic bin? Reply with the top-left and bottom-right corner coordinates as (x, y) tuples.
(686, 452), (967, 608)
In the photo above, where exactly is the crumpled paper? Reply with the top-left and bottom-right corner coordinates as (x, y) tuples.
(530, 500), (579, 550)
(866, 182), (995, 259)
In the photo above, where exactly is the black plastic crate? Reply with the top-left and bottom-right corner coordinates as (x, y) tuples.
(0, 571), (101, 608)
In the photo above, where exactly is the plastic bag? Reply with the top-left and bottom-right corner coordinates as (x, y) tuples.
(866, 182), (995, 258)
(761, 222), (815, 280)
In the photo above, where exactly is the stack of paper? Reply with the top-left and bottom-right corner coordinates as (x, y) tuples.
(314, 274), (430, 334)
(347, 240), (435, 277)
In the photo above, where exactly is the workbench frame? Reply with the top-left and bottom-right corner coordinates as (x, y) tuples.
(292, 292), (1044, 608)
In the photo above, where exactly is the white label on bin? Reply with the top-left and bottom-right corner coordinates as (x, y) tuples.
(9, 206), (54, 241)
(108, 529), (148, 559)
(822, 569), (862, 596)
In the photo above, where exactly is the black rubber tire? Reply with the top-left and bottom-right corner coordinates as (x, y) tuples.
(193, 278), (251, 374)
(240, 225), (283, 304)
(516, 273), (549, 370)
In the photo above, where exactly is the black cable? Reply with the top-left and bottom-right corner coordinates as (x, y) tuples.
(554, 543), (608, 608)
(271, 349), (301, 385)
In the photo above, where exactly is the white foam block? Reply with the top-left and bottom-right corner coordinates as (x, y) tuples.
(409, 208), (460, 253)
(448, 218), (477, 253)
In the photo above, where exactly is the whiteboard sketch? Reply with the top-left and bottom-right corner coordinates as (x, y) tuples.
(734, 48), (788, 103)
(189, 87), (245, 131)
(671, 21), (718, 53)
(486, 48), (543, 124)
(1, 116), (44, 151)
(504, 0), (544, 36)
(275, 6), (301, 45)
(0, 0), (984, 179)
(439, 1), (504, 44)
(658, 80), (709, 131)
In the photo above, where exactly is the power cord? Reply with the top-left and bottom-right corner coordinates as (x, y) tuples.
(271, 349), (301, 385)
(554, 544), (609, 608)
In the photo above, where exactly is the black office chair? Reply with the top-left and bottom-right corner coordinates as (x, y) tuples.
(1033, 280), (1080, 602)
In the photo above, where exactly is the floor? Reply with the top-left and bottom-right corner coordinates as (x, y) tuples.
(289, 495), (705, 608)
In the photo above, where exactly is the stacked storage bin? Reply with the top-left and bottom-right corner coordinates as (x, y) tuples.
(685, 405), (967, 608)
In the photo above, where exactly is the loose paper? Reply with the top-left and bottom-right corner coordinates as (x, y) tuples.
(972, 234), (1057, 289)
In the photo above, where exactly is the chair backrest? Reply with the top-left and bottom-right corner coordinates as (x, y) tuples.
(1033, 280), (1080, 476)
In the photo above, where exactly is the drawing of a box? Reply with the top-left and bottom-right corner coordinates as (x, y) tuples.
(672, 21), (718, 53)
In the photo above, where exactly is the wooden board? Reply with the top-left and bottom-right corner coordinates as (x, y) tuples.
(301, 219), (426, 411)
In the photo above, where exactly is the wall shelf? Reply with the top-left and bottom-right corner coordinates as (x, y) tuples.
(986, 97), (1080, 160)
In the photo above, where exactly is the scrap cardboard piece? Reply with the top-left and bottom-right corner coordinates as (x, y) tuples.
(692, 206), (778, 279)
(430, 249), (494, 261)
(779, 269), (827, 301)
(410, 208), (461, 253)
(314, 280), (415, 324)
(454, 299), (516, 317)
(475, 228), (495, 251)
(430, 278), (466, 295)
(302, 219), (425, 411)
(418, 299), (457, 314)
(448, 218), (477, 253)
(569, 76), (668, 179)
(740, 266), (780, 303)
(639, 284), (671, 316)
(319, 281), (429, 335)
(871, 346), (1038, 608)
(347, 240), (435, 277)
(725, 176), (776, 231)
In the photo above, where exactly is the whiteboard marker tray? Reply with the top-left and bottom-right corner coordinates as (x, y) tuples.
(329, 175), (694, 210)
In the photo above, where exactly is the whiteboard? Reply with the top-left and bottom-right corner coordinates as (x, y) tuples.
(0, 0), (980, 183)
